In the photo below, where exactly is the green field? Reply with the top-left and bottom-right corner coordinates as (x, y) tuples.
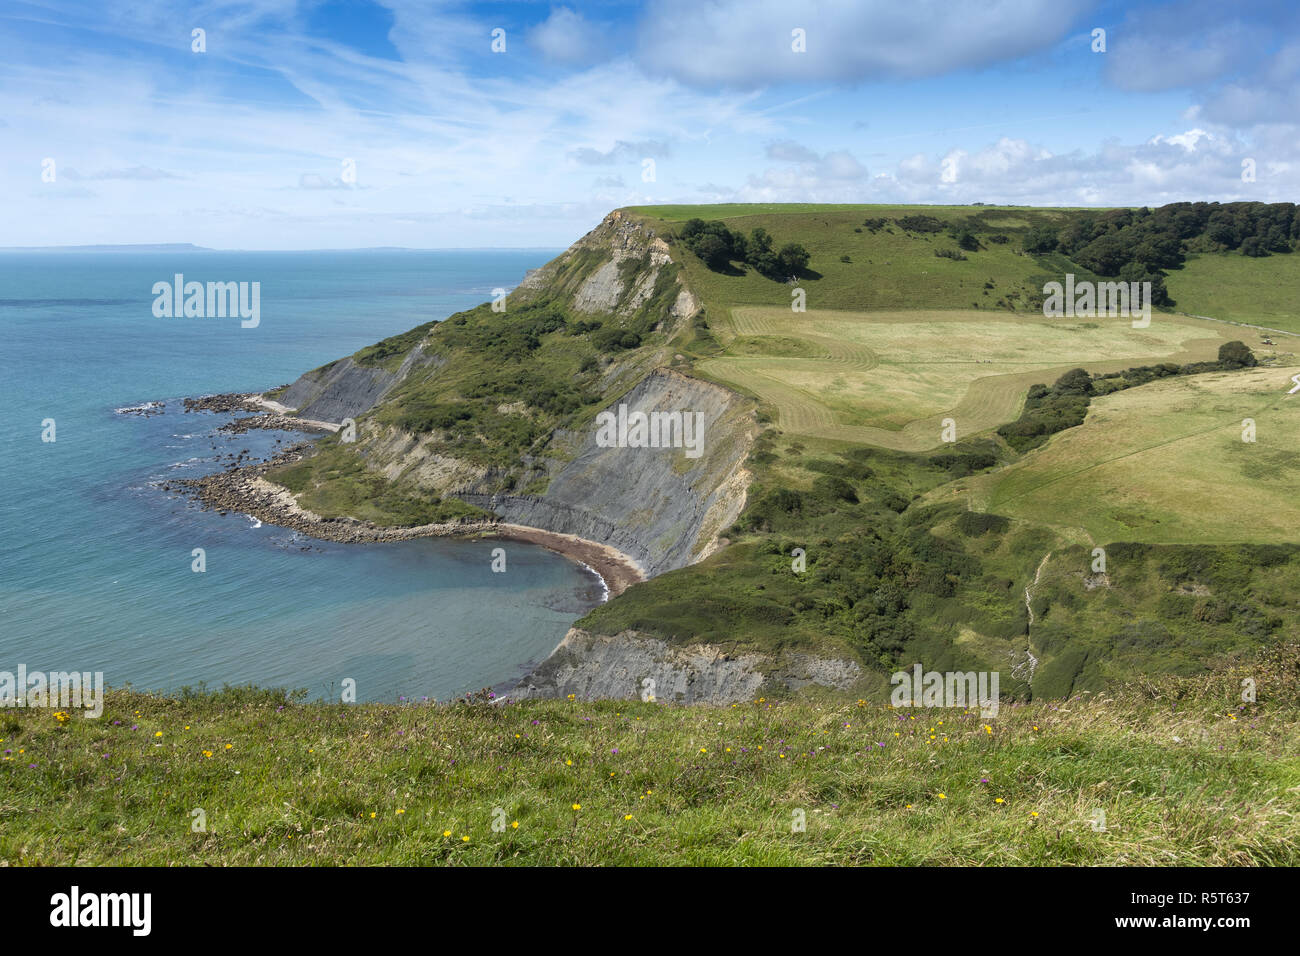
(628, 204), (1300, 343)
(1166, 252), (1300, 334)
(696, 308), (1233, 450)
(963, 365), (1300, 544)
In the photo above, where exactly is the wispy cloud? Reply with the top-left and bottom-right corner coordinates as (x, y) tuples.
(0, 0), (1297, 247)
(63, 166), (183, 181)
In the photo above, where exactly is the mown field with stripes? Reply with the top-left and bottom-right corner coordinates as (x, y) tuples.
(696, 307), (1239, 451)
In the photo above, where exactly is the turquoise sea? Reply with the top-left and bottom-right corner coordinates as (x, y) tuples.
(0, 248), (604, 702)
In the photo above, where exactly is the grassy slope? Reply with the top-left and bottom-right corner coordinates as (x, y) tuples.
(270, 440), (490, 526)
(3, 647), (1296, 865)
(583, 420), (1300, 696)
(266, 260), (682, 520)
(633, 204), (1075, 315)
(964, 366), (1300, 545)
(1166, 252), (1300, 333)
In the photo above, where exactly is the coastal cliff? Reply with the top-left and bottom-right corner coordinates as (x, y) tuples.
(264, 211), (751, 577)
(460, 367), (753, 577)
(277, 348), (443, 423)
(210, 210), (780, 702)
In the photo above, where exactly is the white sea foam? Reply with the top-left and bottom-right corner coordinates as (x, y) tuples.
(576, 560), (610, 603)
(167, 456), (207, 470)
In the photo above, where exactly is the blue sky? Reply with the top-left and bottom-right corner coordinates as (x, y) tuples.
(2, 0), (1298, 248)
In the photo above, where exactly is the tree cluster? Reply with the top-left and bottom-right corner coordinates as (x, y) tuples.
(679, 219), (811, 278)
(999, 343), (1259, 453)
(1024, 202), (1299, 306)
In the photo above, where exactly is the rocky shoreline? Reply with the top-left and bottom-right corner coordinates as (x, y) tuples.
(174, 435), (646, 597)
(219, 413), (337, 436)
(183, 393), (268, 415)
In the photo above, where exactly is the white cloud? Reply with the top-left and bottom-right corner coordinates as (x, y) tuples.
(757, 140), (867, 187)
(1103, 3), (1269, 92)
(4, 0), (1299, 248)
(1101, 3), (1300, 142)
(636, 0), (1088, 88)
(569, 140), (672, 165)
(1148, 128), (1211, 151)
(765, 140), (820, 162)
(528, 7), (608, 66)
(865, 131), (1271, 206)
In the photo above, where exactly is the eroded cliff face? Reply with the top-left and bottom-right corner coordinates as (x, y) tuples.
(507, 628), (865, 704)
(515, 209), (697, 323)
(271, 210), (751, 579)
(461, 368), (753, 577)
(278, 348), (441, 423)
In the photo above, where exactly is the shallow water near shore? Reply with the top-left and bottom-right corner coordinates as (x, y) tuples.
(0, 248), (603, 702)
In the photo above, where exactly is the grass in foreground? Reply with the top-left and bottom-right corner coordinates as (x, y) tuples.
(2, 648), (1296, 865)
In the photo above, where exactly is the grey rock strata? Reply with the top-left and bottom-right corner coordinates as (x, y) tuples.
(507, 629), (864, 704)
